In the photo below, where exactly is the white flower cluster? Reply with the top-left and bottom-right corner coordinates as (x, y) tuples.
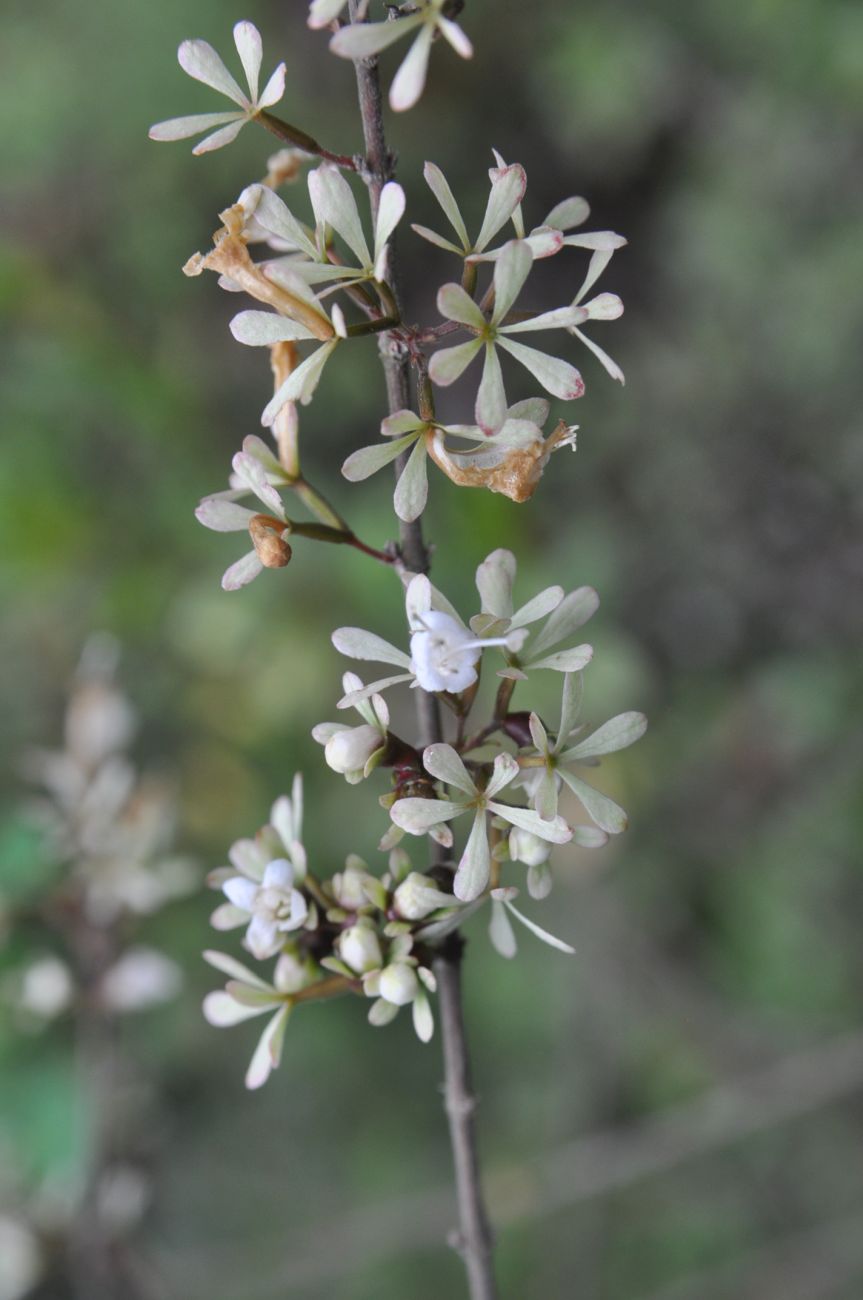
(322, 550), (646, 946)
(203, 779), (462, 1088)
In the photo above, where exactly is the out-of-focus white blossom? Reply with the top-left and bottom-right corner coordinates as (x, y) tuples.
(100, 948), (182, 1013)
(392, 872), (456, 921)
(312, 673), (389, 783)
(149, 21), (286, 154)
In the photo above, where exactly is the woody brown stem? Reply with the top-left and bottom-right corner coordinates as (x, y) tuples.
(346, 6), (499, 1298)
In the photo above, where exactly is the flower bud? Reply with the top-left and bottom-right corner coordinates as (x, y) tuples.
(337, 921), (382, 975)
(379, 962), (418, 1007)
(273, 947), (315, 994)
(392, 872), (454, 921)
(324, 725), (382, 776)
(330, 864), (370, 910)
(249, 515), (292, 569)
(509, 827), (551, 868)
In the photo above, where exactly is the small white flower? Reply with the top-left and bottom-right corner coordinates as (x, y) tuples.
(429, 240), (588, 434)
(379, 961), (419, 1006)
(202, 949), (307, 1090)
(13, 956), (73, 1020)
(471, 549), (598, 683)
(392, 871), (457, 921)
(391, 744), (572, 901)
(222, 859), (309, 961)
(210, 778), (309, 950)
(195, 436), (292, 591)
(149, 21), (287, 155)
(331, 573), (522, 709)
(312, 673), (389, 783)
(412, 159), (527, 259)
(517, 673), (647, 835)
(330, 1), (473, 113)
(338, 920), (383, 974)
(508, 827), (551, 868)
(329, 857), (375, 910)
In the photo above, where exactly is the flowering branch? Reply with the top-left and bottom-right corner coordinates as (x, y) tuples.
(148, 5), (642, 1297)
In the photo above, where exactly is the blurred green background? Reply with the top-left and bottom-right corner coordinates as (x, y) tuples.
(2, 0), (863, 1296)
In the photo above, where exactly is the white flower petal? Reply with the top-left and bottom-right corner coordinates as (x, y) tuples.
(437, 16), (473, 58)
(308, 164), (370, 268)
(209, 902), (248, 931)
(192, 118), (247, 155)
(245, 1005), (291, 1089)
(148, 111), (243, 142)
(527, 645), (594, 673)
(338, 673), (414, 709)
(490, 240), (533, 325)
(262, 341), (338, 425)
(529, 712), (548, 752)
(496, 337), (585, 400)
(374, 182), (406, 264)
(221, 551), (263, 591)
(570, 327), (625, 385)
(453, 809), (491, 901)
(574, 825), (609, 848)
(258, 62), (287, 108)
(531, 587), (599, 657)
(429, 337), (483, 387)
(411, 223), (464, 255)
(558, 770), (628, 834)
(423, 162), (469, 249)
(489, 802), (571, 843)
(390, 24), (434, 113)
(581, 292), (624, 321)
(195, 498), (256, 533)
(231, 451), (285, 517)
(475, 342), (507, 435)
(504, 900), (575, 953)
(510, 585), (564, 629)
(178, 38), (247, 106)
(572, 246), (618, 302)
(330, 14), (422, 59)
(485, 752), (520, 799)
(233, 21), (262, 101)
(250, 187), (319, 258)
(332, 627), (412, 669)
(422, 743), (476, 797)
(556, 671), (584, 747)
(476, 548), (516, 619)
(393, 438), (429, 522)
(391, 797), (464, 834)
(203, 991), (272, 1026)
(203, 950), (272, 989)
(489, 897), (517, 958)
(475, 165), (527, 253)
(342, 433), (416, 482)
(545, 196), (590, 231)
(562, 712), (647, 761)
(262, 858), (293, 890)
(308, 0), (349, 27)
(222, 877), (258, 911)
(412, 989), (434, 1042)
(437, 282), (486, 330)
(500, 304), (588, 334)
(230, 310), (318, 346)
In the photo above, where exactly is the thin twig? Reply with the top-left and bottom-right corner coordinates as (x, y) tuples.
(345, 6), (499, 1296)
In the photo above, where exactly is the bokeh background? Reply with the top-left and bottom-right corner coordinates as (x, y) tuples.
(2, 0), (863, 1296)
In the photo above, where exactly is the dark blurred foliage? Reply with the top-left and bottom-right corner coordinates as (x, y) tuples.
(2, 0), (863, 1296)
